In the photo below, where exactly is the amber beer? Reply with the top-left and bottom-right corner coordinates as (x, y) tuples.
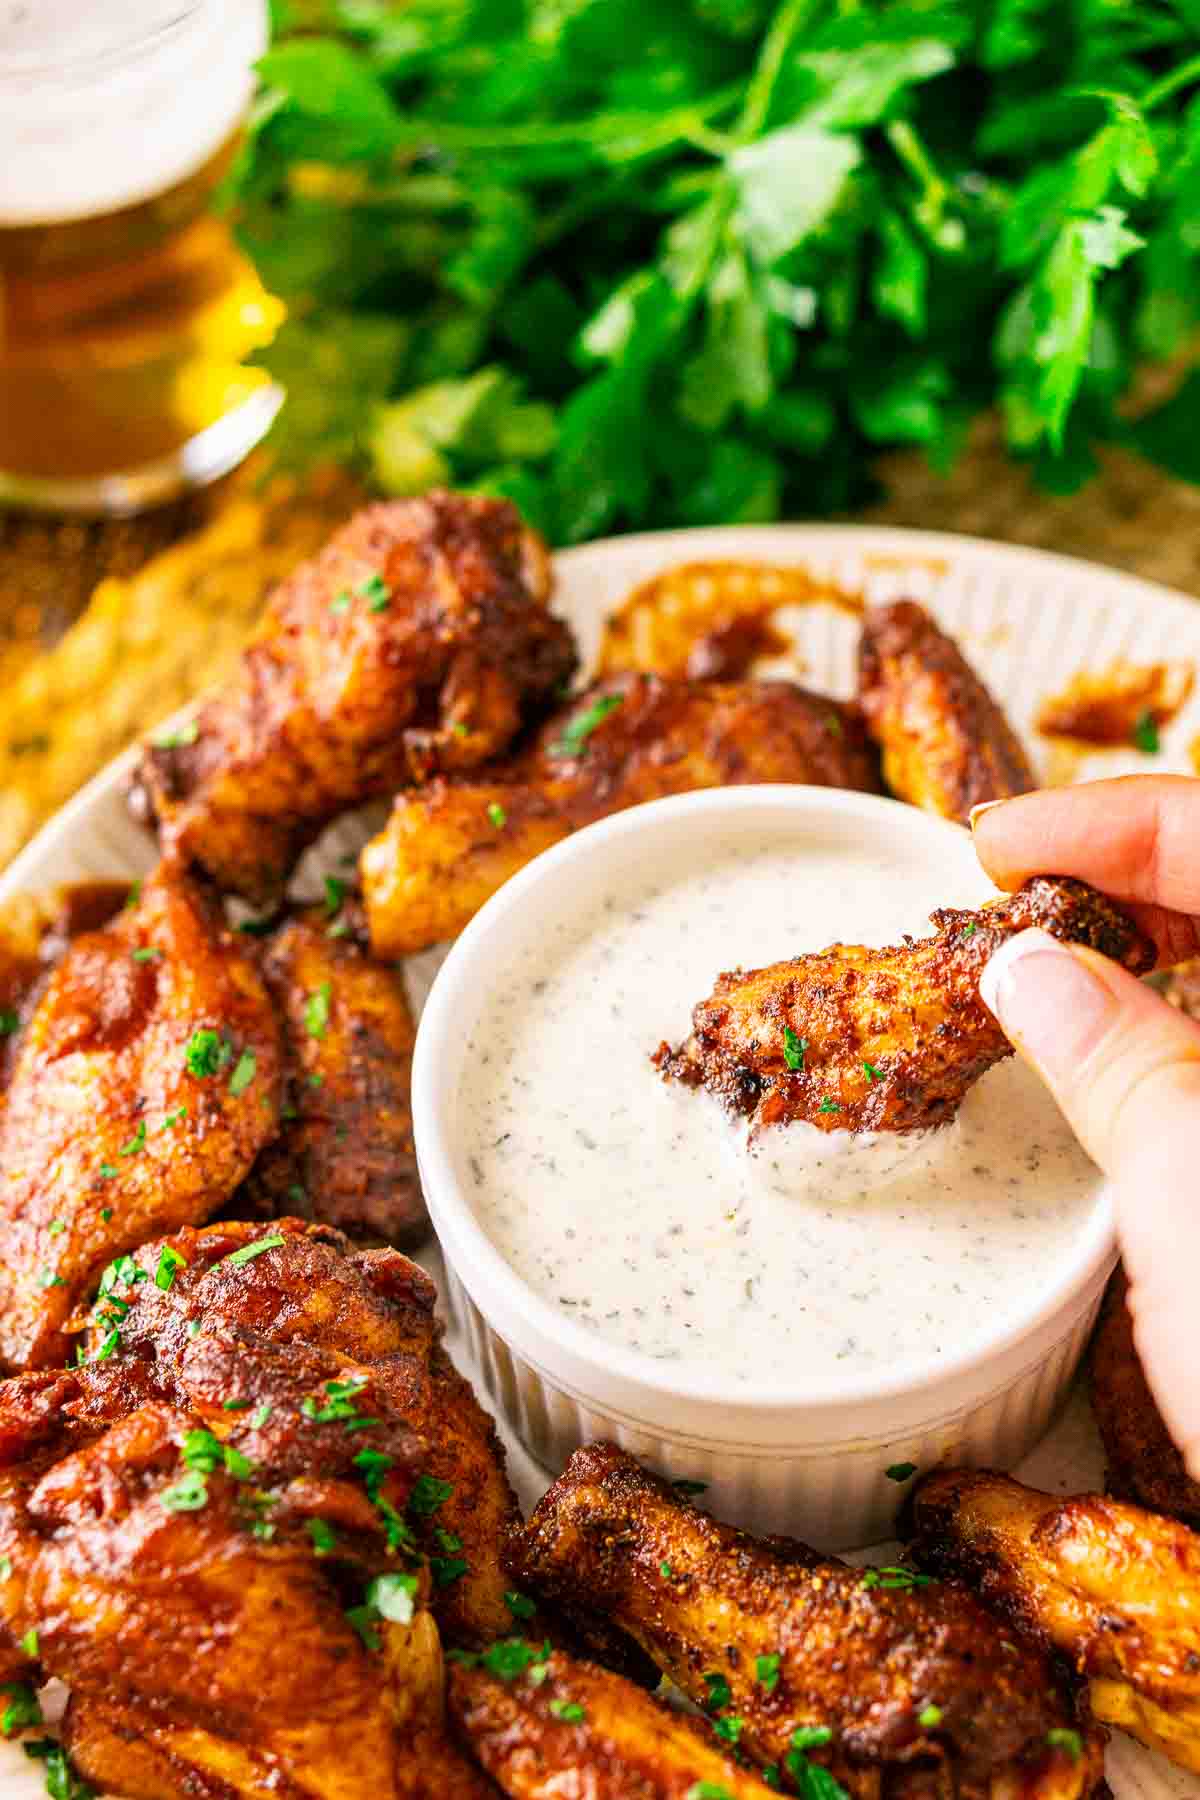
(0, 0), (282, 511)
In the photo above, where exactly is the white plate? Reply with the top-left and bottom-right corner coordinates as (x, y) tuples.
(2, 523), (1198, 1800)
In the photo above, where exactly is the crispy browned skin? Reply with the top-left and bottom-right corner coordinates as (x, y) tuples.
(449, 1647), (780, 1798)
(362, 673), (880, 958)
(509, 1444), (1102, 1800)
(1089, 1269), (1200, 1527)
(858, 601), (1037, 822)
(657, 876), (1153, 1135)
(0, 863), (283, 1372)
(130, 493), (577, 904)
(909, 1469), (1200, 1775)
(238, 910), (426, 1246)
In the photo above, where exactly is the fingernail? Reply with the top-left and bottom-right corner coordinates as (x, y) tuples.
(968, 799), (1005, 831)
(979, 928), (1119, 1080)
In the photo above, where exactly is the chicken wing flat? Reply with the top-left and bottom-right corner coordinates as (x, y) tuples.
(130, 493), (577, 904)
(238, 908), (426, 1246)
(657, 876), (1153, 1135)
(449, 1644), (780, 1798)
(508, 1443), (1102, 1800)
(1089, 1269), (1200, 1526)
(858, 601), (1037, 822)
(361, 673), (880, 958)
(908, 1469), (1200, 1775)
(0, 863), (283, 1372)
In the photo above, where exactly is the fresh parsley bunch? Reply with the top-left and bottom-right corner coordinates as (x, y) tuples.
(234, 0), (1200, 541)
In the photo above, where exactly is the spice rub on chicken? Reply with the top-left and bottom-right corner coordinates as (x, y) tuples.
(656, 876), (1153, 1136)
(130, 493), (577, 905)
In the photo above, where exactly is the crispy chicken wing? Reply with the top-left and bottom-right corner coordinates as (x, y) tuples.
(858, 601), (1037, 822)
(908, 1469), (1200, 1775)
(449, 1645), (780, 1798)
(1089, 1269), (1200, 1526)
(361, 673), (880, 958)
(657, 876), (1152, 1135)
(0, 863), (283, 1372)
(508, 1443), (1102, 1800)
(238, 909), (426, 1246)
(130, 493), (577, 904)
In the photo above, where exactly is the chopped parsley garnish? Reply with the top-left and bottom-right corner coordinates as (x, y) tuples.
(301, 1373), (369, 1422)
(98, 1164), (118, 1180)
(686, 1787), (735, 1800)
(671, 1477), (707, 1495)
(159, 1107), (187, 1131)
(23, 1737), (94, 1800)
(90, 1330), (121, 1364)
(863, 1061), (883, 1082)
(287, 1184), (306, 1205)
(185, 1028), (233, 1079)
(330, 590), (352, 614)
(35, 1268), (63, 1290)
(1133, 709), (1161, 754)
(345, 1604), (380, 1649)
(308, 1072), (324, 1088)
(504, 1590), (536, 1620)
(17, 1630), (37, 1659)
(783, 1027), (807, 1071)
(487, 801), (507, 829)
(484, 1638), (552, 1681)
(118, 1122), (146, 1157)
(548, 692), (622, 758)
(223, 1233), (286, 1266)
(323, 874), (346, 916)
(155, 1245), (187, 1292)
(660, 1561), (673, 1578)
(223, 1397), (251, 1411)
(961, 921), (979, 939)
(237, 916), (277, 937)
(360, 572), (391, 611)
(549, 1699), (586, 1723)
(47, 1221), (65, 1237)
(369, 1570), (419, 1623)
(131, 946), (162, 963)
(885, 1462), (918, 1483)
(0, 1010), (18, 1037)
(228, 1048), (257, 1096)
(153, 720), (199, 749)
(818, 1097), (842, 1114)
(762, 1774), (781, 1793)
(432, 1555), (470, 1587)
(714, 1715), (743, 1745)
(125, 879), (142, 908)
(409, 1474), (454, 1516)
(186, 1319), (202, 1337)
(0, 1681), (41, 1736)
(304, 982), (332, 1038)
(786, 1727), (846, 1800)
(99, 1207), (112, 1222)
(860, 1565), (932, 1591)
(158, 1458), (209, 1506)
(702, 1671), (732, 1712)
(1046, 1729), (1083, 1763)
(918, 1704), (943, 1728)
(308, 1518), (338, 1557)
(450, 721), (471, 738)
(0, 1557), (11, 1579)
(98, 1253), (146, 1294)
(250, 1403), (273, 1428)
(756, 1652), (781, 1692)
(182, 1428), (255, 1482)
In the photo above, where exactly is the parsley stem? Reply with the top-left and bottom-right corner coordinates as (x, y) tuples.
(392, 85), (744, 156)
(739, 0), (824, 141)
(1143, 54), (1200, 112)
(885, 121), (946, 206)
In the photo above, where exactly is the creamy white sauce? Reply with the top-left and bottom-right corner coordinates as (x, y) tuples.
(458, 834), (1100, 1388)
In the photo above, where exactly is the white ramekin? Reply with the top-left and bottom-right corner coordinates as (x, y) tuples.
(412, 786), (1116, 1549)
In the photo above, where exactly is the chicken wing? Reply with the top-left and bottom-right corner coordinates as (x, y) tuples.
(656, 876), (1152, 1135)
(361, 673), (880, 958)
(238, 908), (426, 1246)
(858, 601), (1037, 822)
(129, 493), (577, 904)
(449, 1645), (780, 1798)
(1089, 1269), (1200, 1525)
(908, 1469), (1200, 1775)
(0, 862), (283, 1372)
(508, 1443), (1103, 1800)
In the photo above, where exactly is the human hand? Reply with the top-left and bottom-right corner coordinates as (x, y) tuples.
(973, 776), (1200, 1479)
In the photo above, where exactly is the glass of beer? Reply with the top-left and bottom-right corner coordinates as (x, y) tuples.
(0, 0), (284, 513)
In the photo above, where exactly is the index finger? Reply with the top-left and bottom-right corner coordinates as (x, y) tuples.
(973, 775), (1200, 914)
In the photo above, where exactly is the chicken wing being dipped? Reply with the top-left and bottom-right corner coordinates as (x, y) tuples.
(657, 875), (1153, 1136)
(1089, 1268), (1200, 1527)
(448, 1644), (780, 1799)
(908, 1469), (1200, 1776)
(129, 493), (577, 905)
(361, 672), (880, 958)
(237, 907), (426, 1247)
(858, 601), (1037, 822)
(0, 862), (283, 1372)
(508, 1443), (1103, 1800)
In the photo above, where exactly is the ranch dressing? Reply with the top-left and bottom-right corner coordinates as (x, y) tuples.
(459, 833), (1099, 1388)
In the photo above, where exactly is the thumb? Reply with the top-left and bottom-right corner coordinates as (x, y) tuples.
(980, 929), (1200, 1479)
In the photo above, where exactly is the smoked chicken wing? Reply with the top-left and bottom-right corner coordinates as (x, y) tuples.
(858, 601), (1037, 822)
(449, 1645), (780, 1799)
(508, 1443), (1103, 1800)
(0, 863), (283, 1372)
(1089, 1268), (1200, 1527)
(908, 1469), (1200, 1775)
(130, 493), (577, 904)
(657, 876), (1152, 1135)
(361, 673), (880, 958)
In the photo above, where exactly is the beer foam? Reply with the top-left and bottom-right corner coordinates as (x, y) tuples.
(0, 0), (267, 226)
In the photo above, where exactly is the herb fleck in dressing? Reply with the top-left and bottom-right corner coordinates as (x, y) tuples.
(460, 836), (1099, 1387)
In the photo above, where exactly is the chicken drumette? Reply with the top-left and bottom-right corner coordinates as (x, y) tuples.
(858, 600), (1037, 822)
(657, 876), (1153, 1135)
(508, 1443), (1103, 1800)
(130, 493), (577, 905)
(908, 1469), (1200, 1775)
(1089, 1268), (1200, 1528)
(361, 673), (880, 958)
